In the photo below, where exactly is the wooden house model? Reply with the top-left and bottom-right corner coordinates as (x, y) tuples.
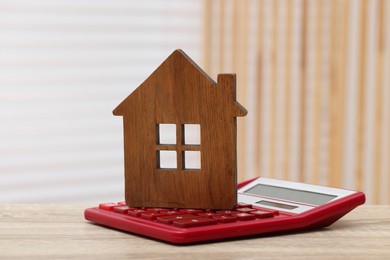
(113, 49), (247, 209)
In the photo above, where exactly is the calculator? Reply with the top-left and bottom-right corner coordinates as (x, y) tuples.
(84, 177), (365, 244)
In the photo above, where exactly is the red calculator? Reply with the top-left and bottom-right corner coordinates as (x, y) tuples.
(84, 177), (365, 244)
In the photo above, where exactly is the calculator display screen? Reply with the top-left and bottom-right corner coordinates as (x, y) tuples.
(244, 184), (337, 206)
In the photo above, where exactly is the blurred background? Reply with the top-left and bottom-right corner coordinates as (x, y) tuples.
(0, 0), (389, 204)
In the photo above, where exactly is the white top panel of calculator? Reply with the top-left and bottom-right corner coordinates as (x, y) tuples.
(238, 178), (357, 214)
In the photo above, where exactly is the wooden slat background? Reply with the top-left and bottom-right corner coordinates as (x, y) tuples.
(203, 0), (390, 204)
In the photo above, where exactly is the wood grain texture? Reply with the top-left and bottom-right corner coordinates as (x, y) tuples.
(355, 0), (368, 192)
(283, 0), (293, 181)
(269, 0), (278, 179)
(311, 0), (323, 184)
(1, 204), (390, 259)
(298, 0), (308, 182)
(255, 0), (264, 181)
(373, 0), (385, 204)
(231, 0), (249, 183)
(328, 0), (349, 187)
(113, 50), (247, 209)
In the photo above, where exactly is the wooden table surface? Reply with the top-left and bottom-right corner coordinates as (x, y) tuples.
(0, 204), (389, 259)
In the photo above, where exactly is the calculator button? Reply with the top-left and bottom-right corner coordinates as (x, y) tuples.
(112, 206), (132, 214)
(251, 210), (275, 218)
(157, 214), (196, 224)
(213, 215), (238, 223)
(127, 209), (148, 217)
(235, 213), (256, 221)
(141, 212), (166, 220)
(236, 207), (256, 213)
(146, 208), (166, 212)
(159, 210), (185, 216)
(198, 212), (221, 218)
(216, 210), (239, 215)
(236, 202), (252, 208)
(179, 209), (204, 214)
(173, 217), (218, 228)
(99, 203), (118, 211)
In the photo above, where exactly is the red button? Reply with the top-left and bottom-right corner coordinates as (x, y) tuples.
(251, 210), (275, 218)
(117, 201), (127, 206)
(179, 209), (204, 214)
(159, 210), (185, 216)
(198, 212), (221, 218)
(236, 202), (252, 208)
(146, 208), (166, 212)
(113, 206), (132, 214)
(173, 217), (218, 228)
(213, 215), (238, 223)
(141, 212), (165, 220)
(236, 207), (256, 213)
(216, 210), (239, 215)
(235, 213), (256, 221)
(157, 214), (197, 224)
(99, 203), (118, 211)
(127, 209), (148, 217)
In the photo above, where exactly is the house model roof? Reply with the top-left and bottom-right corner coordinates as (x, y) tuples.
(113, 49), (247, 117)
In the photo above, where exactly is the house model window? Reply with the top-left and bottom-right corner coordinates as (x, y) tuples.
(156, 123), (201, 170)
(158, 124), (176, 144)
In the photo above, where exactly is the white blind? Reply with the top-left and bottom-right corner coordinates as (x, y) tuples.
(0, 0), (203, 203)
